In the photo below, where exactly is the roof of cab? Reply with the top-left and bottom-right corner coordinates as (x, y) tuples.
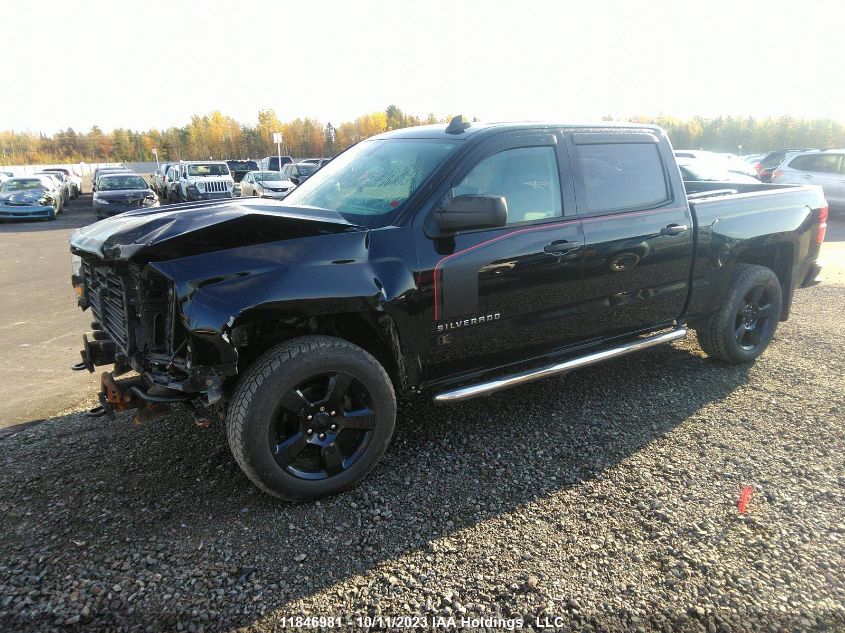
(370, 120), (663, 141)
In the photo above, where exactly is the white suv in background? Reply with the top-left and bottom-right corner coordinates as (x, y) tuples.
(174, 161), (235, 202)
(772, 150), (845, 212)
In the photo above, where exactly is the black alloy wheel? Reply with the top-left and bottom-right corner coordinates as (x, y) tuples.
(227, 336), (396, 500)
(269, 371), (377, 480)
(695, 263), (783, 363)
(734, 284), (777, 351)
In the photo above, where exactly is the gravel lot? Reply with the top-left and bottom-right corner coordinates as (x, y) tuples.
(0, 204), (843, 631)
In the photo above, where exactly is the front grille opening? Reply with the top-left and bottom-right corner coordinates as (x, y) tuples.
(83, 260), (130, 352)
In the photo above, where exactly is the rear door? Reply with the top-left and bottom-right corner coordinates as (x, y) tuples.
(789, 153), (843, 206)
(415, 130), (585, 381)
(567, 131), (694, 339)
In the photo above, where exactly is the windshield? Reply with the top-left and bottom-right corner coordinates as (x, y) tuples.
(282, 139), (457, 226)
(228, 160), (258, 172)
(254, 171), (283, 181)
(98, 175), (149, 190)
(296, 163), (318, 176)
(187, 163), (230, 176)
(1, 179), (45, 191)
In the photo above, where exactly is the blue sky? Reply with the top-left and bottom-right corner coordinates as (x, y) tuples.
(1, 0), (841, 133)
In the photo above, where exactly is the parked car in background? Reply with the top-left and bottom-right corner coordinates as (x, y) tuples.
(257, 155), (293, 171)
(173, 161), (235, 201)
(772, 150), (845, 212)
(280, 161), (319, 185)
(92, 167), (131, 191)
(41, 168), (81, 198)
(674, 150), (758, 179)
(0, 173), (9, 184)
(164, 164), (181, 202)
(226, 160), (259, 196)
(753, 149), (816, 182)
(151, 162), (173, 197)
(0, 176), (62, 220)
(300, 157), (332, 167)
(677, 158), (760, 184)
(720, 153), (760, 179)
(1, 171), (13, 178)
(741, 153), (766, 165)
(93, 173), (159, 219)
(239, 170), (296, 199)
(35, 172), (70, 206)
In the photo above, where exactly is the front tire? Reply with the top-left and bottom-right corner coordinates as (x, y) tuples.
(227, 336), (396, 501)
(695, 264), (782, 363)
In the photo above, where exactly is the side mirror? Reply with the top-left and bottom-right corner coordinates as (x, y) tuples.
(434, 194), (507, 233)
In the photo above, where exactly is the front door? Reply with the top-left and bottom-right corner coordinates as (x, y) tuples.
(415, 131), (585, 382)
(567, 132), (694, 339)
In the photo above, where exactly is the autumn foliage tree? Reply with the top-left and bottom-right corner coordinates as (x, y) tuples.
(4, 107), (842, 165)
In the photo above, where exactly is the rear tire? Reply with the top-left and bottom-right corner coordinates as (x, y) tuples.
(227, 335), (396, 501)
(695, 264), (782, 363)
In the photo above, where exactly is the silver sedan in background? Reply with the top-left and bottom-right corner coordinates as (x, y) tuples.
(34, 172), (70, 206)
(239, 170), (296, 199)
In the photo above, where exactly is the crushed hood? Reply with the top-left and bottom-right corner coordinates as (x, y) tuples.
(0, 189), (48, 205)
(70, 198), (361, 263)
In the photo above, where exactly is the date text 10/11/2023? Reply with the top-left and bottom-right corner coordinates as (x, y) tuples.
(277, 614), (585, 629)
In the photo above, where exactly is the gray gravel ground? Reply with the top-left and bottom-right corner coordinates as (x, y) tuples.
(0, 281), (843, 632)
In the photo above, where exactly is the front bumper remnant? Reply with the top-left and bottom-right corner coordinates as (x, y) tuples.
(87, 371), (188, 425)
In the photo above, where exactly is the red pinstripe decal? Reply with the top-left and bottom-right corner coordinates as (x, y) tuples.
(431, 205), (689, 321)
(433, 219), (578, 320)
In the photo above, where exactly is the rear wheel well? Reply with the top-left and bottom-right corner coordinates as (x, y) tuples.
(233, 313), (403, 390)
(734, 242), (794, 320)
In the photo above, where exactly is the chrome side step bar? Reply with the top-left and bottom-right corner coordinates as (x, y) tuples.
(433, 327), (688, 403)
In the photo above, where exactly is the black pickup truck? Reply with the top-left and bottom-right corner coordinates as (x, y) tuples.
(69, 118), (828, 500)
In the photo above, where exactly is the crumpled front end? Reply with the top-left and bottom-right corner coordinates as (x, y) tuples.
(71, 255), (232, 410)
(68, 199), (369, 415)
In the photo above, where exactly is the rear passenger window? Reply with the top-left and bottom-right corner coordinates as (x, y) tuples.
(576, 143), (669, 212)
(787, 155), (813, 170)
(791, 154), (842, 174)
(452, 147), (562, 225)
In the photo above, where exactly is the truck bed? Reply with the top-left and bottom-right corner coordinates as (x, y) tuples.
(682, 181), (827, 324)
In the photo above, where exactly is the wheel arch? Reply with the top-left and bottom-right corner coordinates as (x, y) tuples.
(229, 309), (409, 392)
(733, 240), (795, 320)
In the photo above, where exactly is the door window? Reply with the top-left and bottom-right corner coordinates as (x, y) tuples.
(790, 153), (842, 174)
(452, 146), (562, 225)
(575, 143), (669, 212)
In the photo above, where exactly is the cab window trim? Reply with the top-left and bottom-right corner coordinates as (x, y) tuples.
(414, 129), (578, 233)
(450, 136), (572, 233)
(566, 133), (675, 218)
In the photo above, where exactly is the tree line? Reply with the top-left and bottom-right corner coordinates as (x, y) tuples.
(0, 106), (443, 165)
(617, 114), (845, 155)
(2, 106), (844, 165)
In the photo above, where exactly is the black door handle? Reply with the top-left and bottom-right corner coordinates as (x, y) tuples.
(660, 224), (688, 236)
(544, 240), (581, 254)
